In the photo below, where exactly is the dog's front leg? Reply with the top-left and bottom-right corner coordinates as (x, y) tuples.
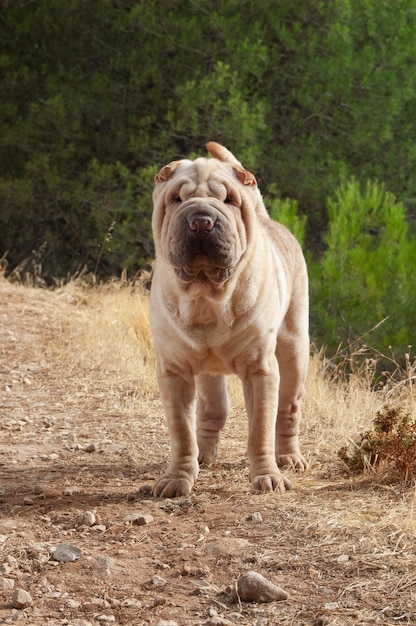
(153, 370), (199, 498)
(196, 374), (229, 465)
(243, 360), (291, 493)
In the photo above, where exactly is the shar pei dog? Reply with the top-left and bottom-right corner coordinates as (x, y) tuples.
(150, 142), (309, 497)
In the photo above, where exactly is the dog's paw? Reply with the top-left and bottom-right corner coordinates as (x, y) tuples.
(152, 475), (194, 498)
(276, 452), (309, 472)
(251, 472), (291, 493)
(198, 443), (218, 466)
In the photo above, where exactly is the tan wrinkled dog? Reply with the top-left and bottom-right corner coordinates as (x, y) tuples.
(150, 142), (309, 497)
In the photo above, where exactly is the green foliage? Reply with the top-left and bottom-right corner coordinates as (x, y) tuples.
(2, 0), (416, 355)
(268, 193), (307, 248)
(309, 178), (416, 356)
(339, 406), (416, 482)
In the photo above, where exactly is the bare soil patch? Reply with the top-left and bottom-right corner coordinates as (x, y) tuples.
(1, 279), (415, 625)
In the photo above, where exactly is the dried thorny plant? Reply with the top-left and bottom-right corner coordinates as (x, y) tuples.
(339, 405), (416, 482)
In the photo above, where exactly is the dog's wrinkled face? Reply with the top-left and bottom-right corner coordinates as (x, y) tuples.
(152, 157), (257, 287)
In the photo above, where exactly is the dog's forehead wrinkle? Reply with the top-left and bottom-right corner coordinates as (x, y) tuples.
(175, 159), (237, 201)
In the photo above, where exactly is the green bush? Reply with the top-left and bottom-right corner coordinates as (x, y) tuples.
(309, 178), (416, 357)
(268, 193), (307, 248)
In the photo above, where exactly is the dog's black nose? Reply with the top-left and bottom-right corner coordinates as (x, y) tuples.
(187, 214), (215, 233)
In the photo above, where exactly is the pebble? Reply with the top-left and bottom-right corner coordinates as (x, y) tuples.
(5, 556), (19, 570)
(204, 617), (234, 626)
(138, 484), (153, 496)
(63, 485), (82, 496)
(52, 543), (83, 562)
(247, 512), (263, 523)
(155, 621), (179, 626)
(92, 555), (114, 578)
(0, 578), (14, 590)
(324, 601), (340, 610)
(237, 571), (289, 603)
(12, 588), (33, 609)
(77, 511), (96, 527)
(205, 538), (251, 557)
(135, 513), (154, 525)
(336, 554), (349, 563)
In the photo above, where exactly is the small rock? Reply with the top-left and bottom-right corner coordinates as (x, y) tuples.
(5, 555), (19, 571)
(85, 443), (96, 453)
(237, 571), (289, 603)
(135, 513), (154, 525)
(23, 497), (34, 506)
(93, 555), (114, 578)
(152, 575), (167, 587)
(204, 617), (234, 626)
(125, 512), (154, 525)
(77, 511), (96, 527)
(206, 538), (251, 557)
(0, 563), (12, 575)
(0, 578), (14, 590)
(96, 615), (115, 623)
(63, 485), (82, 496)
(41, 453), (59, 461)
(336, 554), (349, 563)
(52, 543), (83, 563)
(12, 588), (33, 609)
(155, 621), (179, 626)
(324, 601), (340, 610)
(138, 484), (153, 496)
(247, 512), (263, 523)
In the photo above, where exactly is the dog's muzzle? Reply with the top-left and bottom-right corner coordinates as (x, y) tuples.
(167, 202), (238, 285)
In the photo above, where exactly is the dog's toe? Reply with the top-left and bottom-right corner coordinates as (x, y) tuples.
(276, 452), (309, 472)
(251, 472), (291, 493)
(152, 475), (194, 498)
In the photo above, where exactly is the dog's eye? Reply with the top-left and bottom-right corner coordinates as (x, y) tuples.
(224, 196), (233, 204)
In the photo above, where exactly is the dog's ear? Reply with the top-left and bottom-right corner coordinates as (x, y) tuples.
(206, 141), (241, 165)
(155, 161), (180, 183)
(232, 165), (257, 187)
(206, 142), (257, 187)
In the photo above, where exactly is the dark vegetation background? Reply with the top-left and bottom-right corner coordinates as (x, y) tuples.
(1, 0), (416, 358)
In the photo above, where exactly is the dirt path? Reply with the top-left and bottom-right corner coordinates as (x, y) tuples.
(1, 280), (415, 625)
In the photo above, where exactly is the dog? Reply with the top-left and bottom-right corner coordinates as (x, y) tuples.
(150, 142), (309, 497)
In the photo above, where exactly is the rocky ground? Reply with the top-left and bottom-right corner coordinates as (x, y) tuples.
(1, 280), (416, 625)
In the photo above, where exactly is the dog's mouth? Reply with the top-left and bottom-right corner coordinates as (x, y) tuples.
(174, 264), (233, 285)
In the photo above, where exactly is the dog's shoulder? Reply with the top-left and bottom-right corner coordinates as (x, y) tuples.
(259, 215), (305, 272)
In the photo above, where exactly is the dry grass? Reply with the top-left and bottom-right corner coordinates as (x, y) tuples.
(1, 277), (416, 625)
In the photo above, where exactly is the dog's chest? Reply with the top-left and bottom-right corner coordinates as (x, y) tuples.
(175, 299), (236, 373)
(178, 298), (234, 333)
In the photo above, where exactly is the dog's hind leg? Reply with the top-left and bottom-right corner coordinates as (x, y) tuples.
(275, 298), (309, 472)
(196, 374), (229, 465)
